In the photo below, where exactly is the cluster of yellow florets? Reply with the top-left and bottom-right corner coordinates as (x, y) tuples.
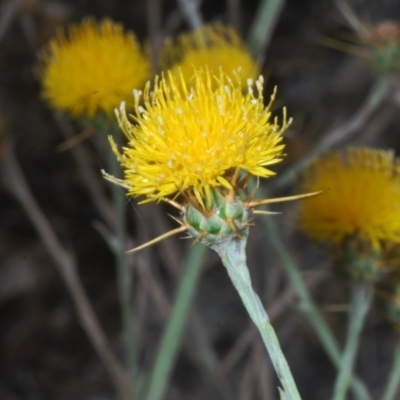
(39, 18), (150, 117)
(298, 148), (400, 249)
(160, 23), (259, 91)
(109, 69), (288, 206)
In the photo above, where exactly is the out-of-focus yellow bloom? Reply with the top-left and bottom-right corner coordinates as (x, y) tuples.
(160, 23), (259, 91)
(108, 68), (288, 206)
(39, 18), (150, 117)
(298, 148), (400, 249)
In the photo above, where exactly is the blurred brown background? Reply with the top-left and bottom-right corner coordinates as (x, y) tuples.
(1, 0), (400, 399)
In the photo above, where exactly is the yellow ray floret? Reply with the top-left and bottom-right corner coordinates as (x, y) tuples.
(298, 148), (400, 249)
(110, 68), (289, 205)
(160, 23), (259, 91)
(39, 18), (150, 117)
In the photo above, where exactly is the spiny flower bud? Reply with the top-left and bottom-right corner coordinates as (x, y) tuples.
(184, 189), (250, 245)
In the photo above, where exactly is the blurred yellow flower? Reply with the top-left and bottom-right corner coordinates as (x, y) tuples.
(160, 23), (259, 91)
(108, 68), (288, 205)
(298, 148), (400, 249)
(39, 18), (150, 118)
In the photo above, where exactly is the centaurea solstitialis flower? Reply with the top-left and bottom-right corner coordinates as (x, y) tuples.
(298, 147), (400, 282)
(105, 68), (315, 399)
(160, 23), (259, 91)
(105, 68), (316, 252)
(39, 18), (150, 118)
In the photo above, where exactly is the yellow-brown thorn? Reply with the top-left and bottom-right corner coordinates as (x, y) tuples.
(252, 210), (282, 216)
(243, 220), (255, 227)
(226, 188), (236, 203)
(168, 213), (186, 226)
(230, 167), (241, 188)
(161, 197), (185, 211)
(247, 191), (321, 208)
(182, 191), (211, 217)
(225, 168), (240, 203)
(126, 225), (189, 253)
(57, 128), (93, 152)
(318, 36), (369, 58)
(192, 231), (208, 244)
(245, 176), (260, 204)
(227, 219), (241, 238)
(239, 172), (252, 191)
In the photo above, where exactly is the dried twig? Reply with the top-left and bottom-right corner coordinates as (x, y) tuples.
(1, 146), (132, 399)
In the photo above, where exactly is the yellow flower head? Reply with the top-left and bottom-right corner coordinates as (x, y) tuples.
(298, 148), (400, 249)
(110, 68), (288, 206)
(160, 23), (259, 91)
(39, 18), (150, 117)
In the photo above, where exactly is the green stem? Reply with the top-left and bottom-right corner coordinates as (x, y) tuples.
(247, 0), (285, 59)
(105, 136), (139, 393)
(146, 244), (206, 400)
(212, 237), (302, 400)
(332, 284), (373, 400)
(263, 216), (371, 400)
(177, 0), (203, 29)
(381, 343), (400, 400)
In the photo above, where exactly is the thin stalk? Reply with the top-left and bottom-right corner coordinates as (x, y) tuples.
(177, 0), (203, 29)
(263, 215), (371, 400)
(247, 0), (285, 62)
(381, 343), (400, 400)
(1, 148), (131, 399)
(212, 237), (302, 400)
(332, 284), (373, 400)
(146, 244), (206, 400)
(104, 136), (139, 391)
